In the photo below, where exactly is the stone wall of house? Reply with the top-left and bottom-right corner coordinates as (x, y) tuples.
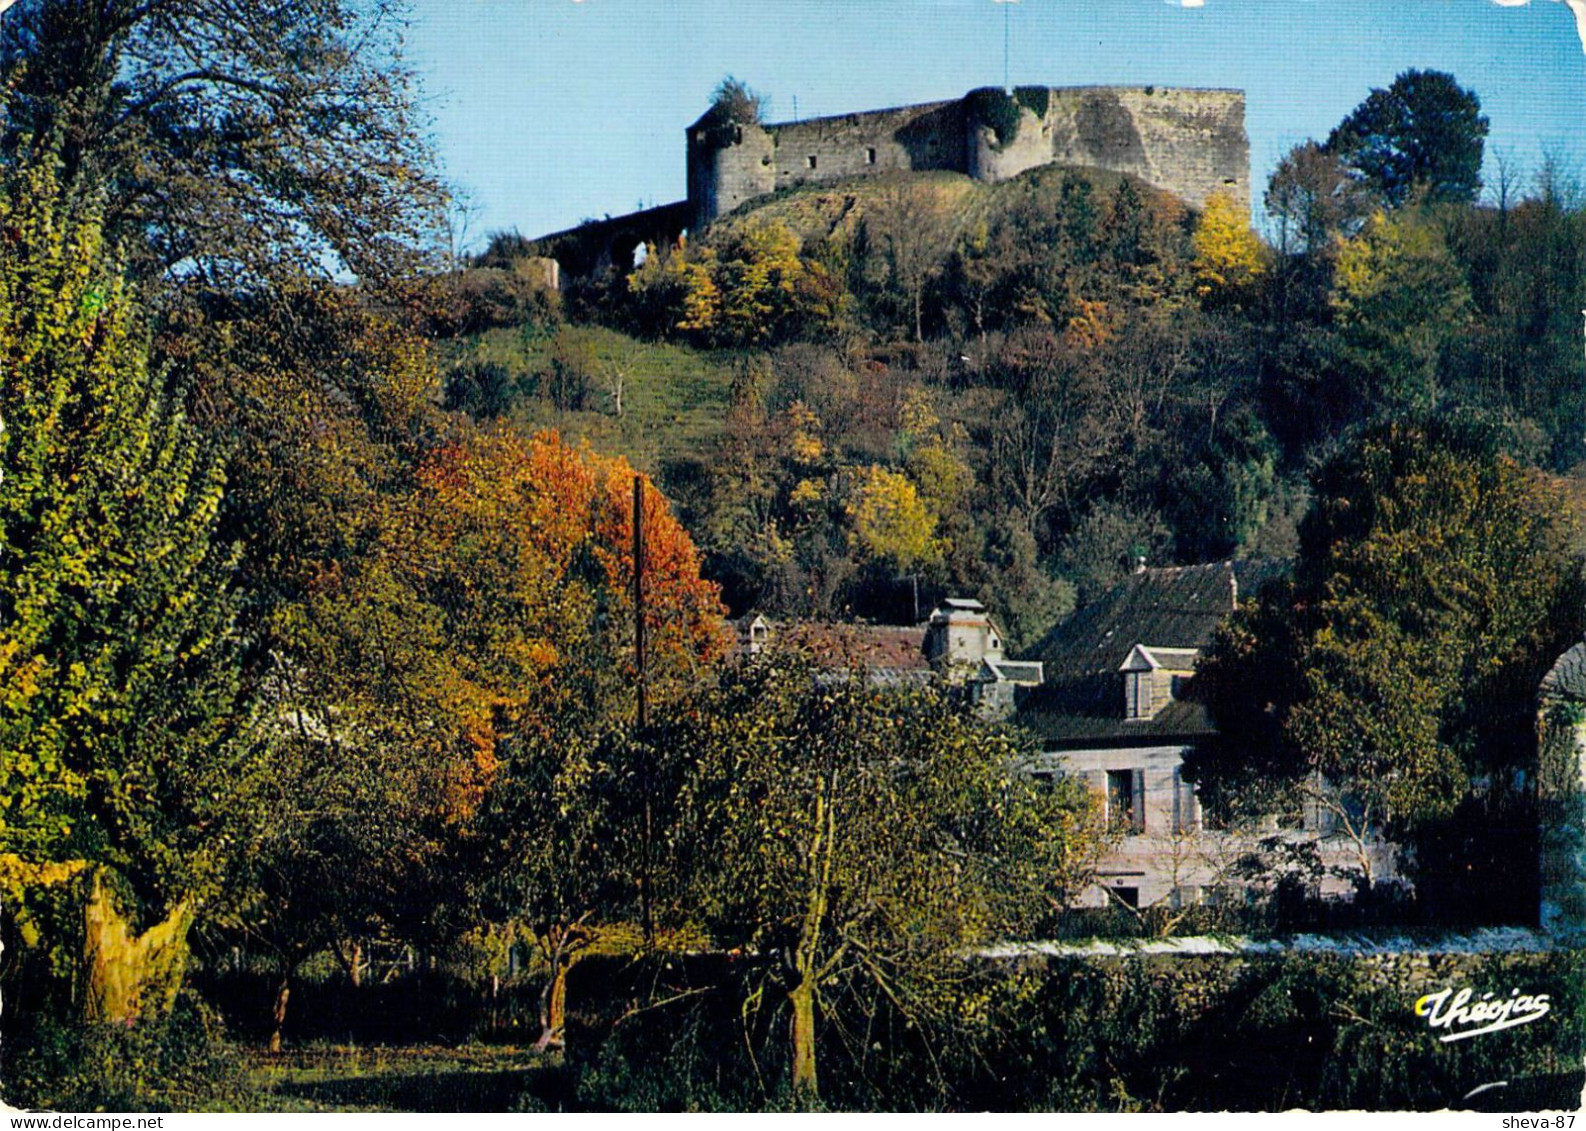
(1538, 691), (1586, 943)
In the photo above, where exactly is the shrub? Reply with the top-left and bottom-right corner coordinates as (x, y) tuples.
(966, 87), (1022, 150)
(444, 360), (519, 420)
(1014, 85), (1050, 120)
(2, 993), (253, 1113)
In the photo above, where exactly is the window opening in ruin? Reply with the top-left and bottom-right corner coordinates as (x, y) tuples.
(807, 155), (817, 169)
(865, 147), (876, 165)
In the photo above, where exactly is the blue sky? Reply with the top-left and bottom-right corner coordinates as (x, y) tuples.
(405, 0), (1586, 248)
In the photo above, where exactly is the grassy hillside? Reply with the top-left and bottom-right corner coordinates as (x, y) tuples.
(703, 164), (1153, 249)
(443, 323), (739, 473)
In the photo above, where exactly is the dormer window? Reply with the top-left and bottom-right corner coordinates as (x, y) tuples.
(1124, 670), (1150, 719)
(1119, 644), (1199, 721)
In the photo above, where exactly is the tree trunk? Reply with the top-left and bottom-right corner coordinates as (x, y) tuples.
(81, 868), (192, 1025)
(788, 778), (835, 1105)
(789, 978), (818, 1103)
(535, 931), (577, 1052)
(537, 960), (568, 1051)
(269, 971), (293, 1053)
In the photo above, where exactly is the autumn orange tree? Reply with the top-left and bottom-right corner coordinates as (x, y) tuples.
(270, 424), (727, 1048)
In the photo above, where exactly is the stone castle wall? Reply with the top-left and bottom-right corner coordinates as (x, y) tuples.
(687, 85), (1249, 229)
(970, 87), (1248, 213)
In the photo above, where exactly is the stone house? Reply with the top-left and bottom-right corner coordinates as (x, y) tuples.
(1018, 561), (1398, 912)
(729, 598), (1040, 711)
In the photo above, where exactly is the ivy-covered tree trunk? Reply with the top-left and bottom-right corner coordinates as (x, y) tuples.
(788, 779), (835, 1103)
(1, 150), (249, 1025)
(788, 977), (819, 1101)
(81, 869), (192, 1025)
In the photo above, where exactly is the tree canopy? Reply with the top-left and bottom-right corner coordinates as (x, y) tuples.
(0, 0), (448, 297)
(1190, 417), (1584, 885)
(662, 661), (1103, 1101)
(1324, 69), (1489, 208)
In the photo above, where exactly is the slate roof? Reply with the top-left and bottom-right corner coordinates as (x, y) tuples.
(1136, 646), (1201, 672)
(742, 618), (926, 669)
(985, 659), (1045, 684)
(1541, 641), (1586, 701)
(1018, 560), (1288, 747)
(1021, 697), (1216, 745)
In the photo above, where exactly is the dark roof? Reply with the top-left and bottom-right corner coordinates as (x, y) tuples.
(1018, 560), (1287, 746)
(1541, 642), (1586, 701)
(776, 622), (930, 672)
(1032, 561), (1286, 682)
(1020, 697), (1216, 746)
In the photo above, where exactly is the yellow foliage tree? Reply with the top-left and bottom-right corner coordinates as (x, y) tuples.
(1191, 191), (1267, 304)
(845, 465), (942, 572)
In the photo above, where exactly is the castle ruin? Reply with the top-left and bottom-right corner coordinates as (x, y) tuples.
(530, 85), (1248, 279)
(689, 85), (1248, 229)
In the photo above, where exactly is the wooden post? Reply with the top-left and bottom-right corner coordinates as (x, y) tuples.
(634, 477), (655, 949)
(634, 476), (647, 731)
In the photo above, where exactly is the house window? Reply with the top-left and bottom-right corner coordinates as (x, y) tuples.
(1107, 769), (1145, 833)
(1204, 885), (1239, 908)
(1173, 767), (1200, 833)
(1171, 885), (1202, 910)
(1124, 671), (1150, 719)
(865, 147), (877, 164)
(807, 155), (818, 170)
(1111, 885), (1140, 909)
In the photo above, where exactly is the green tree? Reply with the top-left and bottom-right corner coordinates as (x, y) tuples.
(0, 0), (447, 297)
(664, 662), (1102, 1104)
(1191, 417), (1583, 886)
(1325, 70), (1489, 208)
(0, 154), (252, 1020)
(1329, 208), (1472, 413)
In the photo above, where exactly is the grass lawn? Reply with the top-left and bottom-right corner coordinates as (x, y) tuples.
(246, 1044), (572, 1112)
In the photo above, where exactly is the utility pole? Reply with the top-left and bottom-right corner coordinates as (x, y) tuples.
(633, 475), (647, 731)
(633, 477), (655, 949)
